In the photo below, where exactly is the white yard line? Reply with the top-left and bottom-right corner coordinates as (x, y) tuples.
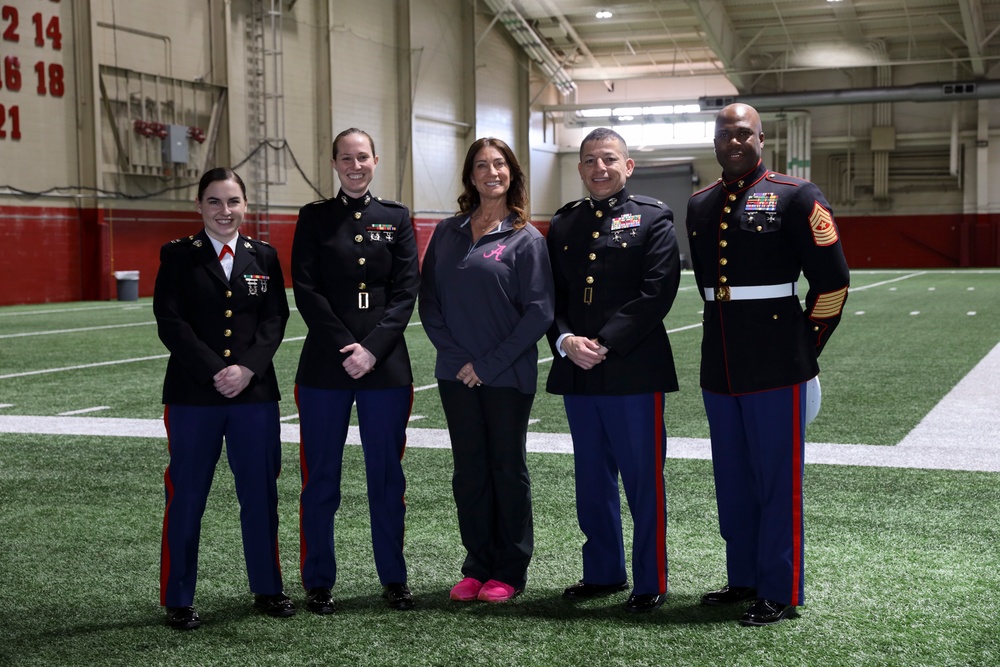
(2, 408), (997, 472)
(0, 304), (150, 317)
(849, 270), (927, 291)
(0, 355), (168, 380)
(0, 322), (155, 339)
(58, 406), (111, 416)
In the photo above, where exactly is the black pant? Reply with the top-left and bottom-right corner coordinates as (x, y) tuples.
(438, 380), (535, 590)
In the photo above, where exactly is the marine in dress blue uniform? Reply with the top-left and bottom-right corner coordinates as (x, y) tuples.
(546, 128), (680, 612)
(154, 177), (291, 630)
(687, 103), (850, 625)
(292, 167), (419, 610)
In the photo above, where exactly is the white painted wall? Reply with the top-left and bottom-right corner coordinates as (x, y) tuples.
(1, 0), (996, 220)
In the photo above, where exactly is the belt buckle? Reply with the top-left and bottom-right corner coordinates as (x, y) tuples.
(358, 291), (369, 309)
(715, 286), (731, 302)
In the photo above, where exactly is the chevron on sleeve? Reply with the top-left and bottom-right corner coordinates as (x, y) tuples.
(809, 201), (839, 246)
(811, 286), (848, 319)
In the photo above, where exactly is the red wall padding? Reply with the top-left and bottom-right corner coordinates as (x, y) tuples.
(0, 204), (994, 306)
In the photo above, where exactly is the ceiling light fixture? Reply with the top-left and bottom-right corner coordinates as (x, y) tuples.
(596, 10), (613, 19)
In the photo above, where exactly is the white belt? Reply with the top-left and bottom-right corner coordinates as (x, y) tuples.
(704, 283), (797, 302)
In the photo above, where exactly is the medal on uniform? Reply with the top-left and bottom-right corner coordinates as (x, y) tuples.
(745, 193), (778, 212)
(243, 274), (269, 295)
(610, 213), (641, 231)
(366, 223), (395, 243)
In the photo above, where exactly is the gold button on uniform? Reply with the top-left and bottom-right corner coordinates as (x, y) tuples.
(355, 234), (363, 243)
(720, 258), (728, 266)
(359, 282), (366, 290)
(721, 222), (729, 230)
(224, 329), (232, 337)
(586, 276), (594, 284)
(729, 194), (737, 201)
(720, 240), (728, 248)
(621, 243), (628, 248)
(723, 206), (731, 213)
(813, 325), (820, 331)
(692, 231), (698, 237)
(223, 349), (231, 357)
(592, 231), (600, 239)
(354, 212), (362, 220)
(225, 290), (232, 298)
(358, 258), (366, 265)
(756, 225), (763, 232)
(595, 211), (603, 218)
(224, 310), (233, 318)
(720, 275), (728, 284)
(773, 315), (779, 320)
(588, 253), (596, 260)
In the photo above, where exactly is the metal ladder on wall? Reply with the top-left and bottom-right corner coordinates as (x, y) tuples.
(245, 0), (288, 243)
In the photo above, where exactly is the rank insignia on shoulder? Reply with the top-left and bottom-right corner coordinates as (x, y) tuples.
(809, 201), (838, 246)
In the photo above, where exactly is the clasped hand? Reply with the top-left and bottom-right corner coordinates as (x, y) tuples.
(561, 336), (608, 370)
(341, 343), (376, 380)
(213, 364), (253, 399)
(457, 362), (482, 388)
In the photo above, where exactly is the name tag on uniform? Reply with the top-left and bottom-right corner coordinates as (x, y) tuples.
(243, 274), (270, 295)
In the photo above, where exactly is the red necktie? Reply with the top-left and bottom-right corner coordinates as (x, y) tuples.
(219, 245), (234, 260)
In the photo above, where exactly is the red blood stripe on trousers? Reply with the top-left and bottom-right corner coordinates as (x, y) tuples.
(160, 405), (174, 606)
(790, 383), (803, 606)
(653, 392), (667, 594)
(294, 384), (309, 578)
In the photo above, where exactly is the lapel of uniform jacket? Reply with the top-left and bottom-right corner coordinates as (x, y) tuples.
(195, 229), (231, 286)
(230, 234), (256, 285)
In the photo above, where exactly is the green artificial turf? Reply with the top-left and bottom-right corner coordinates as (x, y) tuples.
(1, 269), (998, 666)
(0, 435), (997, 667)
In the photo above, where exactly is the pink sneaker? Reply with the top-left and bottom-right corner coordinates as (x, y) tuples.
(477, 579), (520, 602)
(450, 577), (484, 602)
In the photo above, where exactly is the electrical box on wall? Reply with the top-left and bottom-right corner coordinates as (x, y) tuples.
(162, 124), (189, 164)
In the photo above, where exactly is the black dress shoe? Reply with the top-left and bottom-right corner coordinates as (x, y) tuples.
(306, 587), (336, 615)
(624, 593), (667, 613)
(739, 599), (794, 626)
(254, 592), (297, 617)
(166, 606), (202, 630)
(382, 583), (414, 610)
(701, 585), (758, 606)
(562, 580), (629, 599)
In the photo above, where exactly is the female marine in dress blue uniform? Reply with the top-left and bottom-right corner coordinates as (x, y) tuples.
(293, 129), (419, 612)
(154, 168), (293, 630)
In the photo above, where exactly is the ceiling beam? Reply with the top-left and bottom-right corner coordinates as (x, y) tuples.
(683, 0), (748, 91)
(956, 0), (986, 75)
